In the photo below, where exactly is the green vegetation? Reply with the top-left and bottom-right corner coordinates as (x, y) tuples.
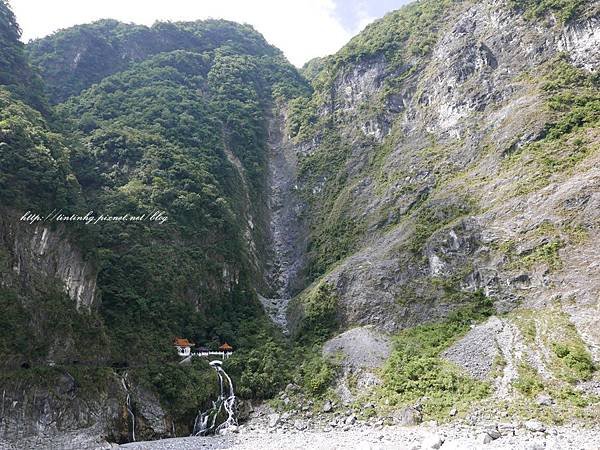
(226, 333), (298, 399)
(505, 57), (599, 195)
(292, 282), (340, 344)
(0, 284), (109, 369)
(297, 129), (370, 277)
(508, 0), (587, 23)
(0, 0), (311, 424)
(508, 350), (598, 425)
(325, 0), (462, 70)
(520, 240), (565, 271)
(135, 360), (219, 429)
(543, 59), (600, 140)
(378, 296), (493, 418)
(409, 198), (474, 255)
(297, 352), (337, 396)
(513, 362), (545, 397)
(36, 25), (308, 380)
(301, 56), (326, 81)
(27, 18), (307, 104)
(552, 342), (595, 382)
(511, 307), (595, 384)
(0, 1), (47, 110)
(0, 88), (80, 211)
(497, 220), (590, 272)
(0, 365), (115, 400)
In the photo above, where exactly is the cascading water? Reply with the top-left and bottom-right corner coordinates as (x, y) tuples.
(121, 372), (136, 442)
(192, 360), (237, 436)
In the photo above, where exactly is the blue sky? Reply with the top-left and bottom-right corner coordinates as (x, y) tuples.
(334, 0), (413, 34)
(10, 0), (414, 66)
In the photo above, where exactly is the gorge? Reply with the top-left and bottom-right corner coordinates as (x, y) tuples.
(0, 0), (599, 448)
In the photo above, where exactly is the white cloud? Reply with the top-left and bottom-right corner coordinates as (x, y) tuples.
(9, 0), (354, 66)
(353, 0), (377, 34)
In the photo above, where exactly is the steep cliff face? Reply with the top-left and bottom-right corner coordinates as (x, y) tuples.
(285, 0), (600, 414)
(0, 213), (97, 310)
(290, 0), (599, 332)
(0, 369), (176, 448)
(258, 109), (309, 331)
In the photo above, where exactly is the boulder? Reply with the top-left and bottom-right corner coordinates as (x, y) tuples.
(268, 413), (280, 428)
(498, 423), (515, 436)
(293, 419), (307, 431)
(485, 426), (501, 440)
(421, 433), (444, 449)
(527, 441), (546, 450)
(536, 394), (554, 407)
(524, 420), (546, 433)
(237, 400), (254, 421)
(478, 433), (493, 444)
(397, 406), (423, 426)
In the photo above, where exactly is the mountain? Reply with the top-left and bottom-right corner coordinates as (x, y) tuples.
(0, 0), (599, 447)
(1, 2), (310, 443)
(0, 0), (46, 110)
(287, 0), (600, 419)
(25, 18), (304, 104)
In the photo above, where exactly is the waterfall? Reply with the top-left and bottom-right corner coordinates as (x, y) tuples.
(192, 360), (237, 436)
(121, 372), (136, 442)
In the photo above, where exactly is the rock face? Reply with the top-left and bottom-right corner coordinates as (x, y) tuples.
(0, 212), (98, 310)
(288, 0), (600, 375)
(258, 110), (309, 332)
(396, 406), (422, 427)
(0, 372), (119, 442)
(559, 16), (600, 70)
(3, 0), (599, 445)
(0, 371), (172, 448)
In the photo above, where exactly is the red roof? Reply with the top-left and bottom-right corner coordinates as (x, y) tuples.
(219, 342), (233, 351)
(174, 338), (193, 347)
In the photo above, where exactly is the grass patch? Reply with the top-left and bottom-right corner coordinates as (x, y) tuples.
(552, 341), (595, 382)
(297, 352), (337, 397)
(504, 57), (599, 196)
(510, 307), (596, 384)
(513, 362), (545, 397)
(520, 240), (564, 271)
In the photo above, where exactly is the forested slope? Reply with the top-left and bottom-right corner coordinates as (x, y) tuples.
(1, 0), (311, 441)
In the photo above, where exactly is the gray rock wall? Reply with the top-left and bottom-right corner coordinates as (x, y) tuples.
(0, 212), (97, 310)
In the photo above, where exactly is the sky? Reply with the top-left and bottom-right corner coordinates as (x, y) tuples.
(9, 0), (413, 67)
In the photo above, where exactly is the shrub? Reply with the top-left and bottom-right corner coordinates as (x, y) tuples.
(294, 282), (340, 344)
(379, 295), (493, 418)
(552, 342), (595, 381)
(298, 353), (336, 396)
